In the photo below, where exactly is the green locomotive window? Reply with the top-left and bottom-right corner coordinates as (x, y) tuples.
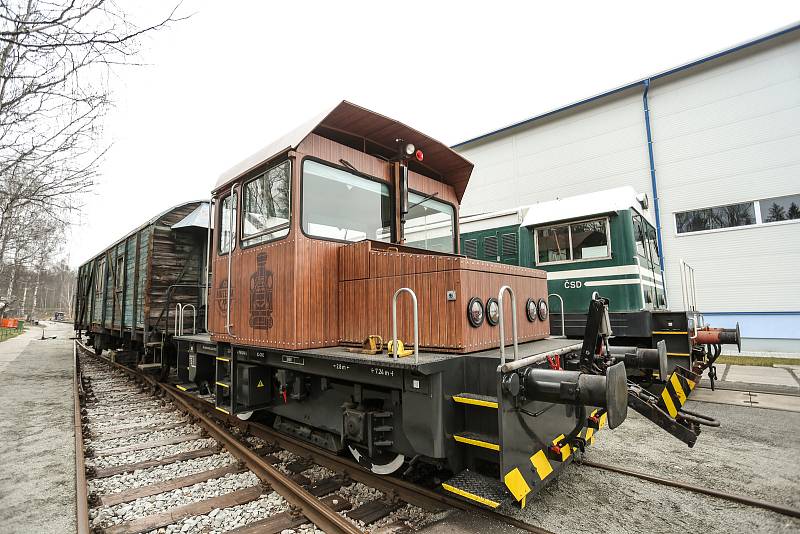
(645, 223), (659, 265)
(536, 224), (569, 263)
(403, 192), (455, 253)
(219, 192), (237, 254)
(536, 217), (610, 264)
(570, 219), (608, 260)
(633, 215), (649, 260)
(242, 160), (291, 246)
(302, 160), (392, 243)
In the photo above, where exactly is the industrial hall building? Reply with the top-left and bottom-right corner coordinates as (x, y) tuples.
(453, 24), (800, 352)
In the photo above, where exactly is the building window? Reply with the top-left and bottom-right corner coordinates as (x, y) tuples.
(760, 193), (800, 223)
(242, 160), (291, 246)
(302, 159), (392, 242)
(675, 193), (800, 235)
(403, 192), (455, 253)
(535, 217), (610, 264)
(675, 202), (755, 234)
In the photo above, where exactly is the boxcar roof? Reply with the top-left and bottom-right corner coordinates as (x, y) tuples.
(79, 200), (208, 267)
(214, 100), (474, 201)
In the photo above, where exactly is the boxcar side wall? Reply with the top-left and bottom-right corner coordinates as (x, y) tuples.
(75, 201), (204, 348)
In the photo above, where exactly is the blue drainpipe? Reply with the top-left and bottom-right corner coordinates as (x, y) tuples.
(642, 79), (667, 295)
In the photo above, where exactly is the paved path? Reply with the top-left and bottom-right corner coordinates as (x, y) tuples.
(0, 321), (76, 534)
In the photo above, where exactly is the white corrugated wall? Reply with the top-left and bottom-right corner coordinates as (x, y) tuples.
(458, 88), (651, 217)
(650, 32), (800, 313)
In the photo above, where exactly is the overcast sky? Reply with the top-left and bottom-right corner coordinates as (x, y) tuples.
(67, 0), (800, 266)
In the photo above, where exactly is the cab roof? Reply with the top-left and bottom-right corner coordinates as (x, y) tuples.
(214, 101), (474, 201)
(520, 186), (652, 227)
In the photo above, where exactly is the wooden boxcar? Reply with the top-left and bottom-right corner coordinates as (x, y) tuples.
(74, 201), (209, 357)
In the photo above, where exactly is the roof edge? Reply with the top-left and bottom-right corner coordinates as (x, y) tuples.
(452, 21), (800, 148)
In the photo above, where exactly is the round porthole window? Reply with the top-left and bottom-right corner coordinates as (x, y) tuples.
(526, 298), (537, 322)
(485, 298), (500, 326)
(537, 298), (549, 321)
(467, 297), (484, 327)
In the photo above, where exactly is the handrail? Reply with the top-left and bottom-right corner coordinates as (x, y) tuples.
(548, 293), (566, 338)
(391, 288), (419, 364)
(183, 304), (197, 335)
(226, 185), (238, 337)
(175, 303), (197, 336)
(205, 198), (213, 333)
(498, 285), (519, 366)
(680, 259), (701, 340)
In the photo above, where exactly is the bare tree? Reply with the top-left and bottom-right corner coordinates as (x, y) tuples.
(0, 1), (184, 315)
(0, 0), (185, 223)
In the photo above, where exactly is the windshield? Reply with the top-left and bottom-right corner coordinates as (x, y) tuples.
(302, 160), (392, 242)
(403, 192), (455, 253)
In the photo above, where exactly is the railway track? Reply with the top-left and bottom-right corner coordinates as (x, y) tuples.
(73, 339), (800, 533)
(578, 459), (800, 520)
(74, 340), (554, 534)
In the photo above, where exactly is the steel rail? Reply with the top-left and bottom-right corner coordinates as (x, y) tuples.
(580, 460), (800, 519)
(76, 341), (362, 534)
(73, 343), (91, 534)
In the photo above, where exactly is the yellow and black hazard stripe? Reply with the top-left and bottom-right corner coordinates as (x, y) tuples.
(503, 410), (607, 508)
(657, 368), (697, 418)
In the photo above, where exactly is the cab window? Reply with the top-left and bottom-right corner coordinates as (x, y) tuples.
(302, 159), (392, 242)
(633, 215), (649, 261)
(242, 160), (291, 246)
(645, 223), (659, 265)
(219, 192), (237, 254)
(536, 217), (609, 264)
(403, 192), (456, 253)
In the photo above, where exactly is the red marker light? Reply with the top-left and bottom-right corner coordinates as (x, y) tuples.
(415, 149), (424, 162)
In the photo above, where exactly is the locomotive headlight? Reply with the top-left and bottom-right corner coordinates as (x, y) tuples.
(403, 142), (416, 156)
(537, 298), (549, 321)
(467, 297), (484, 327)
(485, 298), (500, 326)
(526, 298), (537, 322)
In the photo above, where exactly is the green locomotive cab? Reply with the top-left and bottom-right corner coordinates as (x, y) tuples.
(460, 187), (741, 382)
(460, 187), (666, 338)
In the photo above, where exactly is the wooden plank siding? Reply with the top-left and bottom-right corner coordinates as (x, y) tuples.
(337, 242), (548, 352)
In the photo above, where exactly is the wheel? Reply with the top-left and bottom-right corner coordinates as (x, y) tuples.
(236, 411), (254, 421)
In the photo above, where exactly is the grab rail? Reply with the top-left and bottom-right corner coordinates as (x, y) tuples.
(498, 285), (519, 366)
(391, 287), (419, 364)
(174, 303), (197, 336)
(225, 185), (238, 337)
(548, 293), (566, 338)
